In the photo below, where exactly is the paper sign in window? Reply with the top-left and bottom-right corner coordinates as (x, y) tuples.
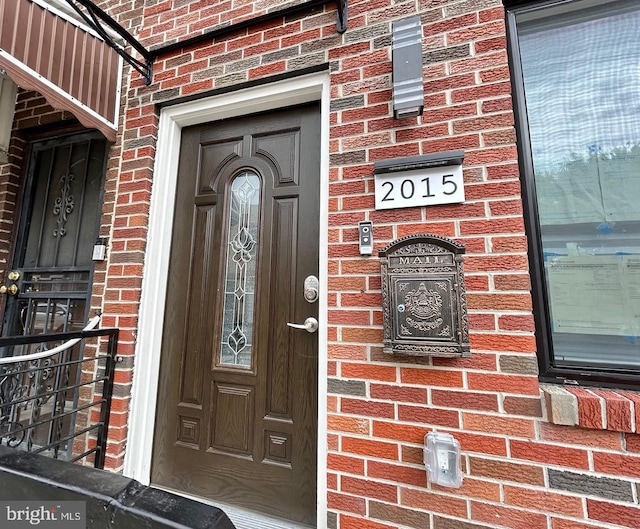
(546, 255), (640, 336)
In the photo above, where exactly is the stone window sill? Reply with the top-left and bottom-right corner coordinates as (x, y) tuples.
(542, 384), (640, 433)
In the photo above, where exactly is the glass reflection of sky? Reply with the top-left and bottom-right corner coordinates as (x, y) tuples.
(520, 9), (640, 173)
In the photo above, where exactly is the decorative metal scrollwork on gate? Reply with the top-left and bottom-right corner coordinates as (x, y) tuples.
(52, 174), (75, 237)
(0, 352), (62, 451)
(0, 318), (119, 468)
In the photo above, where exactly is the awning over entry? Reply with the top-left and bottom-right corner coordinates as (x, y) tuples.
(0, 0), (120, 141)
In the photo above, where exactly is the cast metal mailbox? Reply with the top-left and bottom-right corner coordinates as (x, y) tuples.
(379, 234), (470, 357)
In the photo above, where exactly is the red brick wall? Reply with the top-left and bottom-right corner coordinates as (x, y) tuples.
(0, 132), (23, 291)
(87, 0), (640, 527)
(0, 90), (116, 464)
(83, 1), (148, 469)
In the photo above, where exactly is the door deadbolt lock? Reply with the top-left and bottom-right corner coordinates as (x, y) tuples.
(0, 284), (18, 296)
(303, 275), (319, 303)
(7, 270), (20, 281)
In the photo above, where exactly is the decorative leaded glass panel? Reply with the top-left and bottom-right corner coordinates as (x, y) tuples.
(220, 171), (260, 366)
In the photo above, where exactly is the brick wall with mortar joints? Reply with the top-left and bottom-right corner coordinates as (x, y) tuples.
(0, 1), (154, 472)
(0, 134), (23, 299)
(0, 90), (117, 465)
(82, 0), (151, 456)
(47, 0), (151, 471)
(79, 0), (640, 525)
(322, 0), (640, 526)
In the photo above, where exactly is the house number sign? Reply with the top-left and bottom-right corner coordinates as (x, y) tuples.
(374, 165), (464, 210)
(373, 151), (465, 210)
(379, 234), (471, 357)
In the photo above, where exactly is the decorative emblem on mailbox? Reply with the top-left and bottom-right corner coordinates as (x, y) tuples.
(379, 234), (471, 357)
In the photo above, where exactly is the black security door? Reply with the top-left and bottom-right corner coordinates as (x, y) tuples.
(1, 132), (107, 345)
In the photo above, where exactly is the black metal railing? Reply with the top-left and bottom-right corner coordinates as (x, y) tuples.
(0, 318), (118, 469)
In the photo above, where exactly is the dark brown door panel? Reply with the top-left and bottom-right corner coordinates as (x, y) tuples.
(152, 104), (320, 526)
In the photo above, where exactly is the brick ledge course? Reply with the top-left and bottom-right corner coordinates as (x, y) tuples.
(542, 383), (640, 433)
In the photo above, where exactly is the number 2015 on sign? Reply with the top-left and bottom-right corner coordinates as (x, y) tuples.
(374, 165), (465, 210)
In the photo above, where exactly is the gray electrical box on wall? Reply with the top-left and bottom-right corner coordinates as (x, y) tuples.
(379, 234), (471, 357)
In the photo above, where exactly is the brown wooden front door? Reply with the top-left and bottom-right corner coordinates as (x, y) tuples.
(151, 104), (320, 526)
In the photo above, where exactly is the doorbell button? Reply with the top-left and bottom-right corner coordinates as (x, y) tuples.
(358, 221), (373, 255)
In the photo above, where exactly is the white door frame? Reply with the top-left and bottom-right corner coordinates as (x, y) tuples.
(123, 71), (330, 526)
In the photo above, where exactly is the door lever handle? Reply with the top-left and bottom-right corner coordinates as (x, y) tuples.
(287, 317), (319, 333)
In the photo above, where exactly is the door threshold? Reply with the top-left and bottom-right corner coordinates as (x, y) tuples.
(152, 485), (315, 529)
(215, 503), (315, 529)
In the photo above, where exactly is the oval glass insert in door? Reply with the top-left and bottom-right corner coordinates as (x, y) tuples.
(220, 170), (261, 367)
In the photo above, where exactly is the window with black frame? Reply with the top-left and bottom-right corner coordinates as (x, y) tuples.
(507, 0), (640, 386)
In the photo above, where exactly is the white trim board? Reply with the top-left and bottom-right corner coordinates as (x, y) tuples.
(124, 71), (331, 529)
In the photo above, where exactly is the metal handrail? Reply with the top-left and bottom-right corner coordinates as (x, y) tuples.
(0, 319), (119, 468)
(0, 315), (101, 365)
